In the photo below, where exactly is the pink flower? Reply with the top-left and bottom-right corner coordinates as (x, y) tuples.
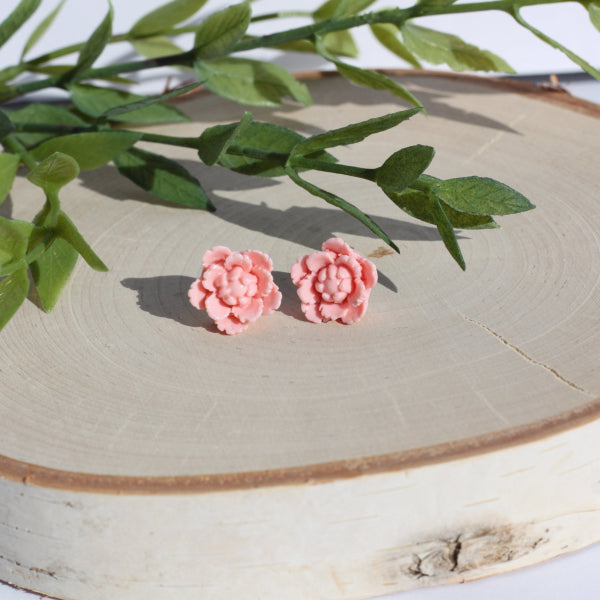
(291, 238), (377, 324)
(188, 246), (281, 334)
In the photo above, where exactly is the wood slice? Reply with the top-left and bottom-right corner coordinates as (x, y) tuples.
(1, 73), (599, 600)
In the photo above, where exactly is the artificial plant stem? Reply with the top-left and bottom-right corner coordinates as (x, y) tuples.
(250, 11), (313, 23)
(231, 0), (568, 52)
(0, 0), (572, 103)
(0, 51), (197, 102)
(45, 190), (60, 225)
(225, 145), (290, 165)
(292, 156), (377, 180)
(20, 0), (566, 70)
(138, 131), (202, 149)
(14, 122), (97, 134)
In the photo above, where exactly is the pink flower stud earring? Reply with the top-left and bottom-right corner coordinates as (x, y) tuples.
(290, 237), (378, 324)
(188, 246), (281, 334)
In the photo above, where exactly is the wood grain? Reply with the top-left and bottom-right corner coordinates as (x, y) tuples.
(0, 73), (598, 599)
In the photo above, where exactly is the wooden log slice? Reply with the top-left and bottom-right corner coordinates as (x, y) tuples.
(1, 73), (599, 600)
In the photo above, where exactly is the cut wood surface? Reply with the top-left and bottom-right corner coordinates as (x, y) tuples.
(0, 73), (599, 600)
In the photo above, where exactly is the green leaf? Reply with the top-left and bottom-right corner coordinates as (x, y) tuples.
(292, 107), (422, 157)
(0, 217), (32, 263)
(218, 121), (335, 177)
(21, 0), (66, 59)
(0, 0), (41, 49)
(0, 153), (20, 205)
(0, 64), (26, 84)
(385, 187), (497, 229)
(417, 0), (458, 7)
(27, 152), (79, 193)
(431, 176), (535, 216)
(30, 64), (135, 84)
(69, 83), (190, 124)
(32, 131), (142, 171)
(272, 39), (318, 54)
(97, 82), (197, 121)
(331, 58), (421, 106)
(0, 108), (16, 141)
(6, 102), (87, 148)
(376, 145), (435, 194)
(114, 147), (214, 211)
(0, 268), (29, 331)
(30, 236), (78, 312)
(370, 24), (421, 69)
(314, 0), (376, 19)
(194, 57), (312, 107)
(130, 36), (182, 59)
(429, 194), (465, 270)
(321, 30), (358, 58)
(589, 2), (600, 32)
(66, 2), (113, 81)
(196, 112), (253, 165)
(285, 165), (399, 253)
(54, 211), (107, 271)
(386, 187), (464, 268)
(130, 0), (209, 37)
(314, 0), (345, 19)
(194, 1), (251, 59)
(401, 23), (514, 73)
(511, 7), (600, 81)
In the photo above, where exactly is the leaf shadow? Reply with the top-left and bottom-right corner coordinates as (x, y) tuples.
(178, 72), (523, 136)
(120, 275), (216, 331)
(76, 162), (281, 205)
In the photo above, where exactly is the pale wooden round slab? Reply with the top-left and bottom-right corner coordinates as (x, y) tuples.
(1, 73), (599, 600)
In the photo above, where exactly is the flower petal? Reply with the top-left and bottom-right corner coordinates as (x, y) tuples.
(253, 267), (273, 296)
(232, 297), (263, 323)
(205, 293), (231, 320)
(202, 246), (231, 268)
(201, 264), (226, 292)
(262, 287), (282, 315)
(359, 257), (378, 289)
(340, 301), (368, 324)
(297, 277), (318, 304)
(301, 301), (323, 323)
(319, 302), (347, 322)
(322, 237), (352, 256)
(244, 250), (273, 272)
(336, 253), (362, 279)
(290, 256), (309, 284)
(225, 251), (252, 271)
(188, 278), (207, 309)
(306, 250), (333, 273)
(215, 315), (248, 335)
(347, 279), (366, 307)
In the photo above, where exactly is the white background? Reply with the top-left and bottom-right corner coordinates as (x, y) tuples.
(1, 0), (599, 598)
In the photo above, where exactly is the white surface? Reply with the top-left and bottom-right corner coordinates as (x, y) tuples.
(0, 542), (599, 599)
(1, 1), (598, 599)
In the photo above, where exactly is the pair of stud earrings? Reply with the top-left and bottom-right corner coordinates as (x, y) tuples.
(188, 237), (378, 335)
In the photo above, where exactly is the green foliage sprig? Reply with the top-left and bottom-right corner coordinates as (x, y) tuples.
(1, 0), (597, 331)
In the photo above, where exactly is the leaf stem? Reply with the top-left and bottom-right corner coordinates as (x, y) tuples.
(0, 51), (196, 102)
(250, 11), (313, 23)
(292, 156), (377, 180)
(138, 131), (202, 149)
(13, 122), (97, 135)
(226, 144), (289, 165)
